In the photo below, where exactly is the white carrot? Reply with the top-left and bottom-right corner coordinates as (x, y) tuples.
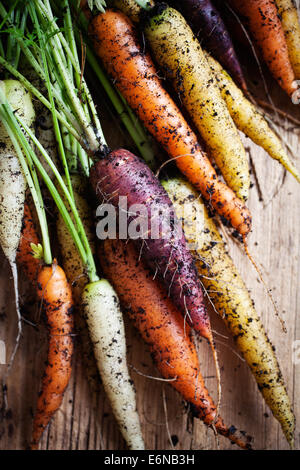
(57, 174), (101, 395)
(0, 79), (35, 373)
(82, 279), (145, 450)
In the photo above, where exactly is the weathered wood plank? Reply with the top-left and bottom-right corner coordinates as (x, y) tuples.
(0, 63), (299, 451)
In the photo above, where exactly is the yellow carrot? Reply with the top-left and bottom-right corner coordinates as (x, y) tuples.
(205, 51), (300, 183)
(56, 175), (101, 395)
(275, 0), (300, 79)
(163, 176), (295, 448)
(144, 5), (250, 200)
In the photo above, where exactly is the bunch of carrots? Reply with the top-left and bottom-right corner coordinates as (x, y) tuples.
(0, 0), (299, 451)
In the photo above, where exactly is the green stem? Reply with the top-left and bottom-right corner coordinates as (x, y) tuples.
(32, 2), (102, 152)
(7, 129), (52, 265)
(62, 127), (78, 173)
(15, 113), (87, 266)
(1, 1), (99, 282)
(16, 41), (82, 132)
(64, 0), (81, 84)
(63, 0), (90, 174)
(6, 10), (15, 77)
(0, 55), (83, 143)
(0, 0), (18, 30)
(0, 37), (5, 57)
(84, 41), (157, 169)
(17, 116), (98, 283)
(29, 3), (74, 201)
(1, 91), (95, 277)
(13, 9), (28, 70)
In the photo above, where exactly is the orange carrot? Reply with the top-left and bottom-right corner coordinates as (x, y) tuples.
(99, 238), (252, 449)
(89, 10), (252, 236)
(229, 0), (298, 96)
(31, 261), (74, 450)
(16, 202), (42, 284)
(16, 206), (75, 449)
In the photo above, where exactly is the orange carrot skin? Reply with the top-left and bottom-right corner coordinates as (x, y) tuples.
(89, 10), (252, 236)
(99, 240), (211, 417)
(229, 0), (297, 96)
(99, 239), (251, 449)
(31, 263), (74, 450)
(16, 202), (42, 284)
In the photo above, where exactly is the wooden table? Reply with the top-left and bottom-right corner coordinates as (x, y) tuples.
(0, 61), (299, 451)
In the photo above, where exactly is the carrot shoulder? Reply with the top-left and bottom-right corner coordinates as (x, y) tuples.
(31, 263), (74, 450)
(89, 10), (252, 236)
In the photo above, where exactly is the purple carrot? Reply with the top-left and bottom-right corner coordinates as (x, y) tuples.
(91, 149), (222, 407)
(90, 149), (212, 342)
(169, 0), (247, 92)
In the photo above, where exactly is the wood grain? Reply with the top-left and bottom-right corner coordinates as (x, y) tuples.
(0, 58), (299, 451)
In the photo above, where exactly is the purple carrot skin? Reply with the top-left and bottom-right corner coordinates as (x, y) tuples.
(169, 0), (247, 92)
(90, 149), (211, 342)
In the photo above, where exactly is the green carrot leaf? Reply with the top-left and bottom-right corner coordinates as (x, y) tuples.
(87, 0), (107, 13)
(30, 243), (44, 260)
